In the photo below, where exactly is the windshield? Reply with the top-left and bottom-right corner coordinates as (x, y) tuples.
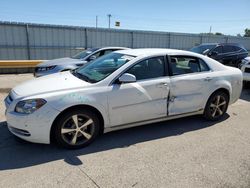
(71, 48), (98, 59)
(190, 44), (216, 54)
(72, 52), (135, 83)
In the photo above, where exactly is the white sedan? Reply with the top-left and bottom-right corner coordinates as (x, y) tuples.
(4, 49), (242, 149)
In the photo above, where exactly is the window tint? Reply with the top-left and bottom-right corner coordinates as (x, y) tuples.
(126, 57), (165, 80)
(199, 59), (210, 72)
(213, 46), (223, 54)
(87, 51), (101, 61)
(93, 51), (101, 58)
(170, 56), (209, 76)
(103, 50), (113, 55)
(223, 45), (234, 53)
(75, 53), (135, 83)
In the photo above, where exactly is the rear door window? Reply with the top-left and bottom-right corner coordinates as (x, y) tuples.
(233, 46), (242, 52)
(170, 56), (210, 76)
(213, 46), (223, 54)
(223, 46), (234, 53)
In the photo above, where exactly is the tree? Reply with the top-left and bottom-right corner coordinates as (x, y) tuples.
(244, 28), (250, 37)
(215, 32), (223, 35)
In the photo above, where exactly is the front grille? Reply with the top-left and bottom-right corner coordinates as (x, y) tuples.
(245, 67), (250, 73)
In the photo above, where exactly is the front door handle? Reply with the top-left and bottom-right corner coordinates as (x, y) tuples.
(204, 77), (213, 82)
(157, 82), (168, 87)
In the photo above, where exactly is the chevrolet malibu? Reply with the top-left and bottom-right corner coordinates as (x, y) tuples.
(5, 49), (242, 149)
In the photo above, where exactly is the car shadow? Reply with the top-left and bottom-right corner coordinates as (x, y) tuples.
(0, 114), (229, 170)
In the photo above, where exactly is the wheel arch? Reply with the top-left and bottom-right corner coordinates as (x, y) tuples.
(204, 87), (230, 110)
(50, 104), (105, 143)
(211, 88), (230, 99)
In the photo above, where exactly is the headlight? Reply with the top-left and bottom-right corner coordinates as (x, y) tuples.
(15, 99), (47, 114)
(37, 65), (56, 72)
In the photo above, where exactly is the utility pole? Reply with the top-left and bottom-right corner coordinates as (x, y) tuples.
(107, 14), (112, 29)
(209, 26), (212, 34)
(95, 15), (98, 28)
(209, 25), (212, 42)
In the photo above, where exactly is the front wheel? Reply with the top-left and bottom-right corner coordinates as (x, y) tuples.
(54, 109), (100, 149)
(203, 91), (229, 121)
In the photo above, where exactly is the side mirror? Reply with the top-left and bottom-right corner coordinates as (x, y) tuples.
(89, 55), (96, 61)
(202, 49), (210, 55)
(118, 73), (136, 83)
(80, 60), (88, 64)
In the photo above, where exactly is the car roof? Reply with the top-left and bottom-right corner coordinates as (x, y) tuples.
(116, 48), (202, 57)
(98, 46), (130, 50)
(200, 43), (245, 48)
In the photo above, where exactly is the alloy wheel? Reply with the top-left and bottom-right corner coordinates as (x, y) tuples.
(209, 95), (227, 119)
(61, 114), (95, 146)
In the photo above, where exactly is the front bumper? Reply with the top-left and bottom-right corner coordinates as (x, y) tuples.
(5, 100), (60, 144)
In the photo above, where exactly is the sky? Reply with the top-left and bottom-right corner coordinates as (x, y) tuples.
(0, 0), (249, 35)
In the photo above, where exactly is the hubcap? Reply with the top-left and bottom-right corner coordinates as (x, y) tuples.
(209, 95), (227, 118)
(61, 114), (94, 145)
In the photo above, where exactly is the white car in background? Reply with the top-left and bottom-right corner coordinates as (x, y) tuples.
(34, 47), (129, 77)
(5, 49), (242, 149)
(239, 57), (250, 84)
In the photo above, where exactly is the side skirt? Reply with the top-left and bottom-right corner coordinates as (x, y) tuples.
(104, 109), (204, 133)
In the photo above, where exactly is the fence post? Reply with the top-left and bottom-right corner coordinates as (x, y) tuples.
(25, 24), (31, 60)
(200, 34), (203, 44)
(225, 36), (229, 43)
(131, 31), (134, 48)
(168, 33), (171, 48)
(85, 28), (88, 48)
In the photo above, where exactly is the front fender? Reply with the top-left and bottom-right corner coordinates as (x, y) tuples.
(50, 92), (110, 127)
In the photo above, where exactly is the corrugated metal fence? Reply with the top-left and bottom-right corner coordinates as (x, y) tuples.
(0, 21), (250, 60)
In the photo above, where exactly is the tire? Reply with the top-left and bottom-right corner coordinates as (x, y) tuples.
(203, 91), (229, 121)
(243, 81), (250, 89)
(54, 109), (100, 149)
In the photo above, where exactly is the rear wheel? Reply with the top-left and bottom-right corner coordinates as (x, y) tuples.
(204, 91), (229, 121)
(54, 109), (100, 149)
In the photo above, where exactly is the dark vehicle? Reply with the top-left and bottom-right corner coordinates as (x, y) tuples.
(190, 43), (248, 66)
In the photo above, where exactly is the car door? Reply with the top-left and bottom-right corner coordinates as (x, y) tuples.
(222, 45), (236, 63)
(168, 56), (213, 115)
(209, 46), (223, 62)
(108, 56), (170, 126)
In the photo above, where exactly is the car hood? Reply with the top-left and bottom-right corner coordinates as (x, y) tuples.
(37, 57), (85, 67)
(13, 71), (91, 97)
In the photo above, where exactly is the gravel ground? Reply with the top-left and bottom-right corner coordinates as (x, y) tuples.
(0, 74), (250, 188)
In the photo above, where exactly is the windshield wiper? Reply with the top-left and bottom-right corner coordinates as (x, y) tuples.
(71, 70), (95, 83)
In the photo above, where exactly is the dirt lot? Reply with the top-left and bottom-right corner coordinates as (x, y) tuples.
(0, 74), (250, 188)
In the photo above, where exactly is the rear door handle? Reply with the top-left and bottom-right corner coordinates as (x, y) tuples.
(204, 77), (213, 82)
(157, 82), (168, 87)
